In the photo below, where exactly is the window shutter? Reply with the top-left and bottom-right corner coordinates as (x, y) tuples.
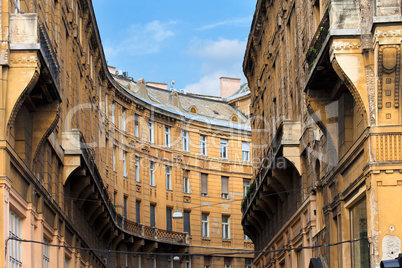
(184, 211), (191, 234)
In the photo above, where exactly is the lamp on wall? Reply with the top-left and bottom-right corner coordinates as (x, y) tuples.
(172, 211), (183, 218)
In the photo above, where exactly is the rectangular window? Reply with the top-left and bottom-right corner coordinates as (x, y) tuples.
(224, 258), (232, 268)
(123, 196), (128, 218)
(200, 135), (207, 156)
(202, 213), (209, 237)
(183, 170), (190, 194)
(204, 256), (211, 268)
(185, 256), (191, 268)
(220, 139), (228, 159)
(245, 258), (253, 268)
(150, 162), (155, 186)
(135, 157), (140, 182)
(165, 126), (171, 147)
(350, 198), (369, 268)
(43, 238), (50, 268)
(166, 207), (172, 231)
(113, 146), (116, 172)
(9, 210), (22, 268)
(242, 142), (250, 161)
(166, 166), (172, 190)
(136, 201), (141, 223)
(113, 192), (117, 206)
(182, 130), (189, 151)
(184, 211), (191, 234)
(112, 102), (115, 124)
(65, 257), (69, 268)
(105, 94), (109, 116)
(123, 151), (127, 177)
(135, 114), (139, 137)
(122, 108), (126, 131)
(150, 204), (156, 227)
(221, 176), (229, 199)
(14, 0), (20, 13)
(243, 179), (250, 196)
(201, 173), (208, 196)
(149, 121), (154, 143)
(222, 215), (230, 239)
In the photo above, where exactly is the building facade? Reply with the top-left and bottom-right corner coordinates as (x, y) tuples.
(243, 0), (402, 267)
(0, 0), (253, 267)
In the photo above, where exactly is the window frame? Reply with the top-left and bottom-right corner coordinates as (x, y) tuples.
(182, 130), (189, 151)
(148, 121), (154, 143)
(123, 151), (127, 177)
(201, 213), (209, 238)
(135, 157), (140, 182)
(242, 141), (250, 162)
(150, 161), (155, 186)
(166, 166), (172, 190)
(222, 215), (230, 239)
(134, 114), (139, 137)
(165, 126), (171, 147)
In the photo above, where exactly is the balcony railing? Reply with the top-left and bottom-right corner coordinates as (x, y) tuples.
(306, 8), (330, 71)
(65, 130), (189, 245)
(39, 22), (60, 85)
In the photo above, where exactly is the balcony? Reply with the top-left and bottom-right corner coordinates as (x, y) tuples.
(242, 121), (301, 243)
(62, 130), (190, 247)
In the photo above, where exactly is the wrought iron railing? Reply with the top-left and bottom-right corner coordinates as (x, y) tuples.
(39, 23), (60, 84)
(305, 8), (330, 71)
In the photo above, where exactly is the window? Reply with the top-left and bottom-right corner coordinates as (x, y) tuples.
(165, 126), (171, 147)
(135, 114), (139, 137)
(113, 146), (116, 172)
(185, 256), (191, 268)
(43, 238), (50, 268)
(184, 211), (191, 234)
(166, 166), (172, 190)
(224, 257), (232, 268)
(350, 198), (369, 268)
(123, 196), (128, 218)
(200, 135), (207, 156)
(201, 213), (209, 237)
(105, 94), (109, 116)
(9, 210), (22, 268)
(148, 121), (154, 143)
(242, 142), (250, 161)
(150, 162), (155, 186)
(220, 139), (228, 159)
(243, 179), (250, 196)
(166, 207), (172, 231)
(221, 176), (229, 199)
(112, 102), (115, 124)
(65, 257), (69, 268)
(136, 201), (141, 223)
(204, 256), (211, 268)
(183, 170), (190, 194)
(182, 130), (189, 151)
(113, 192), (117, 206)
(135, 157), (140, 182)
(122, 108), (126, 131)
(245, 258), (253, 268)
(150, 204), (156, 227)
(123, 151), (127, 177)
(201, 173), (208, 196)
(222, 215), (230, 239)
(152, 257), (156, 268)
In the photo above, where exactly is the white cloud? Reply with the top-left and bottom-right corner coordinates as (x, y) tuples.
(196, 17), (252, 31)
(183, 38), (247, 96)
(104, 20), (176, 59)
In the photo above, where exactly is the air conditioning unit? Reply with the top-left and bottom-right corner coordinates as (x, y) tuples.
(115, 70), (123, 76)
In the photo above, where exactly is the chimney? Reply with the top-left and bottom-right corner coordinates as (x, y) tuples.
(220, 77), (241, 98)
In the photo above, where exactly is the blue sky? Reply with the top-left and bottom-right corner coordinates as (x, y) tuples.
(92, 0), (257, 96)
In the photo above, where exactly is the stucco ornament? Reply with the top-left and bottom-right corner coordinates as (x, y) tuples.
(382, 234), (401, 261)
